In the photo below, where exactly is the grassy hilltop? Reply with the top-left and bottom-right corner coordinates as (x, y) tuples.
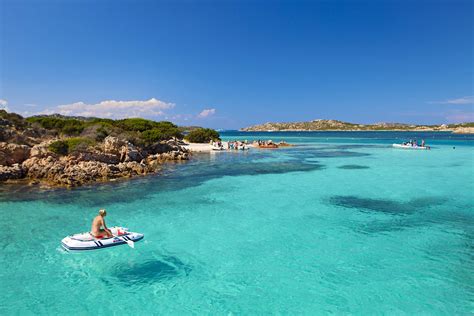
(0, 110), (220, 147)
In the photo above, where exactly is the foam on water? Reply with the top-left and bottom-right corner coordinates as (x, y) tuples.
(0, 132), (473, 314)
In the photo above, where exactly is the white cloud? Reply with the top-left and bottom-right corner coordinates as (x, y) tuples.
(0, 99), (9, 111)
(197, 108), (216, 118)
(40, 98), (175, 118)
(429, 96), (474, 105)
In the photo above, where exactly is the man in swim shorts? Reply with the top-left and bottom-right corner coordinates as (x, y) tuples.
(91, 209), (113, 239)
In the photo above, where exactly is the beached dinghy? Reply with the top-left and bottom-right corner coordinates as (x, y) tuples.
(392, 144), (430, 150)
(61, 226), (144, 251)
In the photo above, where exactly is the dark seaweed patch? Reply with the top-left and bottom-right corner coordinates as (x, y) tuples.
(337, 165), (370, 170)
(245, 145), (371, 161)
(329, 195), (447, 216)
(320, 144), (386, 150)
(310, 151), (370, 158)
(330, 196), (414, 215)
(355, 219), (421, 234)
(112, 256), (191, 285)
(286, 148), (370, 159)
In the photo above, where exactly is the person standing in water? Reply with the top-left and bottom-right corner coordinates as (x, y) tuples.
(91, 209), (113, 238)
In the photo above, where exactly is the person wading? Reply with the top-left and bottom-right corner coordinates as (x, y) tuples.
(91, 209), (113, 239)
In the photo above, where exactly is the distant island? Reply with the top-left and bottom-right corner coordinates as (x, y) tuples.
(0, 111), (220, 187)
(241, 119), (474, 134)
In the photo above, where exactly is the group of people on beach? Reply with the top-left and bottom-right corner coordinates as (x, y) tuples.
(210, 139), (287, 150)
(210, 140), (249, 150)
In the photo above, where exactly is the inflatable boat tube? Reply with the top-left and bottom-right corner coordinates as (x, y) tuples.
(61, 226), (144, 251)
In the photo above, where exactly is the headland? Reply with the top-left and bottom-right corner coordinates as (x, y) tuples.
(241, 119), (474, 133)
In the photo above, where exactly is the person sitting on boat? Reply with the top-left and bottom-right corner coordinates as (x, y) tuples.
(91, 209), (113, 239)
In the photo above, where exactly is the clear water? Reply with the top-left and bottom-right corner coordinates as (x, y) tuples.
(1, 132), (473, 314)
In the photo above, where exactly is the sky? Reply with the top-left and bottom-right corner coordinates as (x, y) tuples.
(0, 0), (473, 129)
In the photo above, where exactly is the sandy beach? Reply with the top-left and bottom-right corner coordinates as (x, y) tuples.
(182, 142), (215, 152)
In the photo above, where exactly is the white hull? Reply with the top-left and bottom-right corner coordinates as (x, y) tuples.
(61, 226), (144, 251)
(392, 144), (429, 150)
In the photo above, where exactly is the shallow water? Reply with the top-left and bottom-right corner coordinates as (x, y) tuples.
(0, 132), (473, 314)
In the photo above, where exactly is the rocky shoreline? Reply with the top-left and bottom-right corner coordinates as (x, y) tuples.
(0, 111), (203, 187)
(0, 136), (190, 187)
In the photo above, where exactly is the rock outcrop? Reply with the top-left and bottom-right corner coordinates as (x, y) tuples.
(0, 142), (31, 166)
(0, 112), (197, 187)
(102, 136), (144, 162)
(1, 136), (191, 187)
(0, 164), (25, 181)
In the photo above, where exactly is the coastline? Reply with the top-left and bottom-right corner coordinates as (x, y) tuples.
(240, 120), (474, 134)
(0, 111), (229, 188)
(2, 128), (470, 188)
(240, 128), (474, 134)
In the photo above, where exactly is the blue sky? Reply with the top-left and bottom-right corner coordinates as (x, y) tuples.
(1, 0), (472, 128)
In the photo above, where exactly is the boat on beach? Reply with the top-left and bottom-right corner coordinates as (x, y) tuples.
(61, 226), (144, 251)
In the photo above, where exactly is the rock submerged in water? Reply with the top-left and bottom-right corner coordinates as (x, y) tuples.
(0, 136), (190, 187)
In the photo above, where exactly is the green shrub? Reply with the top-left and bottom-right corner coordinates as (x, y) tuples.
(95, 126), (109, 141)
(0, 110), (27, 128)
(140, 124), (183, 145)
(48, 140), (69, 155)
(66, 137), (95, 152)
(89, 118), (115, 126)
(48, 138), (95, 155)
(61, 120), (85, 135)
(141, 129), (167, 145)
(27, 116), (186, 145)
(26, 117), (85, 135)
(185, 128), (220, 143)
(116, 118), (156, 132)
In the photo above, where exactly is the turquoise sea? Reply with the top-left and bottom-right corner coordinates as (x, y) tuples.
(0, 131), (473, 314)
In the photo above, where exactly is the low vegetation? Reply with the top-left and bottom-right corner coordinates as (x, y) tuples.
(48, 138), (96, 155)
(3, 111), (222, 149)
(27, 116), (85, 135)
(25, 115), (186, 145)
(0, 110), (29, 128)
(185, 128), (220, 143)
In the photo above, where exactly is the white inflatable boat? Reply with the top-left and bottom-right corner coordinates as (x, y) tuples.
(61, 226), (144, 251)
(392, 144), (430, 150)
